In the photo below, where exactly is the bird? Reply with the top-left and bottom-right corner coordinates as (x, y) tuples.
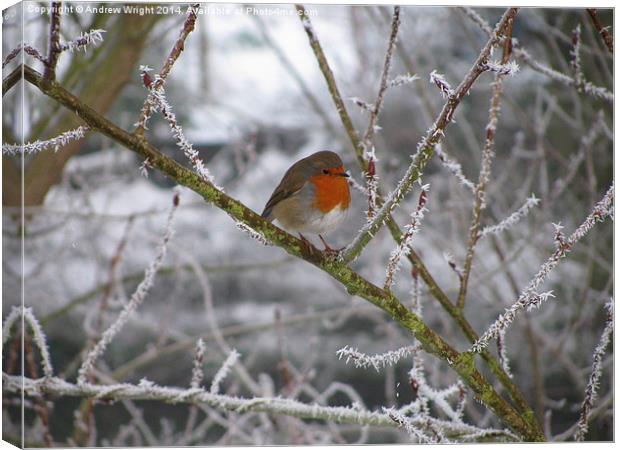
(261, 150), (351, 252)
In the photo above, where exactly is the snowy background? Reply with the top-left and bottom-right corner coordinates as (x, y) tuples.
(2, 3), (613, 445)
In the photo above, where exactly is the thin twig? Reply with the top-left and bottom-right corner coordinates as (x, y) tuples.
(457, 13), (516, 310)
(4, 373), (517, 441)
(43, 2), (62, 80)
(573, 300), (613, 441)
(77, 194), (179, 384)
(135, 4), (199, 135)
(586, 9), (613, 54)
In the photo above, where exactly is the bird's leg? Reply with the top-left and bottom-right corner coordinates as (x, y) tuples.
(298, 233), (316, 254)
(319, 235), (344, 254)
(318, 234), (334, 252)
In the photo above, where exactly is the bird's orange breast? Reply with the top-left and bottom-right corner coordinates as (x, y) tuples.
(309, 169), (351, 214)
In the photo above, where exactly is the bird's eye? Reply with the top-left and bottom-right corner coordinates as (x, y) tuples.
(322, 169), (329, 175)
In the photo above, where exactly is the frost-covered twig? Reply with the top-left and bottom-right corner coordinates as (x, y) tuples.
(60, 29), (106, 52)
(573, 300), (613, 441)
(342, 8), (519, 264)
(210, 349), (240, 394)
(135, 4), (199, 134)
(4, 373), (517, 440)
(457, 15), (515, 310)
(482, 60), (519, 76)
(429, 70), (454, 99)
(77, 194), (179, 384)
(443, 252), (464, 281)
(359, 6), (400, 155)
(190, 339), (206, 389)
(337, 345), (416, 371)
(3, 306), (54, 377)
(586, 9), (613, 54)
(384, 186), (429, 289)
(551, 114), (605, 201)
(2, 125), (89, 155)
(2, 45), (22, 68)
(2, 44), (47, 69)
(385, 407), (440, 443)
(235, 221), (271, 246)
(349, 96), (373, 113)
(356, 6), (399, 220)
(388, 73), (420, 88)
(365, 148), (379, 220)
(479, 194), (540, 239)
(472, 184), (614, 352)
(148, 87), (220, 189)
(43, 1), (62, 80)
(496, 328), (512, 379)
(434, 144), (476, 193)
(569, 25), (585, 91)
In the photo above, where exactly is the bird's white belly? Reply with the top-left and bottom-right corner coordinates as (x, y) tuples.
(296, 205), (348, 234)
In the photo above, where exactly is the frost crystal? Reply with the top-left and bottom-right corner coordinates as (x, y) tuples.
(60, 29), (106, 52)
(483, 60), (520, 76)
(429, 70), (454, 98)
(384, 186), (429, 289)
(434, 144), (476, 193)
(235, 221), (271, 246)
(388, 73), (420, 88)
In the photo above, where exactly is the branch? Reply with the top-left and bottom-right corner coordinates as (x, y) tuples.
(43, 1), (62, 80)
(60, 29), (106, 53)
(586, 9), (613, 54)
(2, 126), (89, 155)
(359, 6), (401, 155)
(3, 374), (516, 441)
(574, 299), (614, 441)
(3, 307), (54, 377)
(457, 12), (516, 310)
(23, 63), (543, 441)
(342, 8), (519, 264)
(135, 4), (199, 135)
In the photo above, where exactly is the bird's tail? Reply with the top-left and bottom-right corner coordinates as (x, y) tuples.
(261, 207), (274, 221)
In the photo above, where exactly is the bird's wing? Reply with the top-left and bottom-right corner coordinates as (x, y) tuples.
(261, 168), (307, 220)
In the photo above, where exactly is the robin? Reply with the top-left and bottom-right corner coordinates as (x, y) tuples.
(261, 150), (351, 252)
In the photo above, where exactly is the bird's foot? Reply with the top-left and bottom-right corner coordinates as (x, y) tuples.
(298, 233), (317, 256)
(319, 235), (344, 259)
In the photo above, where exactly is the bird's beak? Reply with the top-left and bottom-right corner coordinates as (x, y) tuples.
(338, 172), (350, 178)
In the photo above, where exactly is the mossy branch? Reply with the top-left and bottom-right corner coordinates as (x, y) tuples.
(23, 63), (544, 441)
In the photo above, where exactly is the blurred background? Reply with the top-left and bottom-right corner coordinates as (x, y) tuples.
(2, 2), (613, 445)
